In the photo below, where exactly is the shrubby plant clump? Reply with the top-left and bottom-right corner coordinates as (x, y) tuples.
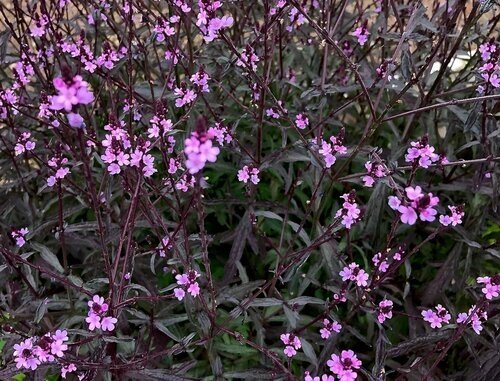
(0, 0), (499, 380)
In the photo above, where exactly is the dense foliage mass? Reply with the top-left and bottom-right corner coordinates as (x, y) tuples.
(0, 0), (499, 380)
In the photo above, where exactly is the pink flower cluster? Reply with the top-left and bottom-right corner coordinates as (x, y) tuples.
(0, 88), (19, 118)
(352, 22), (369, 46)
(237, 165), (260, 185)
(372, 247), (403, 273)
(266, 100), (288, 119)
(287, 6), (308, 32)
(269, 0), (288, 16)
(101, 119), (156, 177)
(327, 350), (362, 381)
(175, 174), (196, 192)
(478, 40), (500, 90)
(377, 299), (394, 323)
(148, 113), (173, 139)
(184, 131), (220, 174)
(477, 274), (500, 300)
(174, 270), (201, 300)
(340, 262), (369, 287)
(457, 305), (488, 335)
(96, 42), (126, 70)
(388, 186), (439, 225)
(318, 134), (347, 168)
(208, 123), (233, 146)
(439, 205), (465, 226)
(320, 318), (342, 339)
(280, 333), (302, 357)
(61, 363), (78, 379)
(196, 0), (234, 43)
(421, 304), (451, 329)
(13, 330), (69, 371)
(236, 45), (260, 72)
(14, 132), (36, 156)
(375, 60), (394, 81)
(13, 55), (35, 89)
(362, 160), (386, 187)
(190, 67), (211, 93)
(47, 156), (71, 187)
(30, 14), (49, 37)
(49, 75), (94, 128)
(335, 192), (361, 229)
(85, 295), (118, 332)
(158, 236), (172, 257)
(174, 83), (197, 108)
(405, 137), (445, 169)
(295, 113), (309, 129)
(154, 16), (177, 42)
(11, 227), (29, 247)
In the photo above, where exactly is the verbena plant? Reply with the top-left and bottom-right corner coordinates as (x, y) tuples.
(0, 0), (499, 380)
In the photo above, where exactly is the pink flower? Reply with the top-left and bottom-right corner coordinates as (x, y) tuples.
(397, 205), (418, 225)
(67, 112), (84, 127)
(50, 340), (68, 357)
(101, 316), (118, 331)
(174, 287), (186, 300)
(388, 196), (401, 210)
(187, 282), (200, 297)
(53, 329), (68, 342)
(86, 313), (101, 331)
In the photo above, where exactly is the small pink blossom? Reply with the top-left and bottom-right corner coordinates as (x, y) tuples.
(101, 316), (118, 331)
(86, 313), (101, 331)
